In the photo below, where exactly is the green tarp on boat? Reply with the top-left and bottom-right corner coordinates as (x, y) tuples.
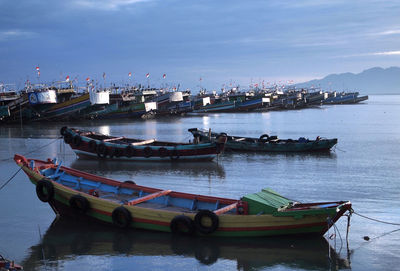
(242, 188), (293, 215)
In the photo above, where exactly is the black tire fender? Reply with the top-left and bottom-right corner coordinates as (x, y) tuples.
(64, 133), (73, 144)
(194, 210), (219, 234)
(158, 147), (168, 158)
(69, 194), (90, 214)
(125, 145), (135, 158)
(112, 206), (132, 228)
(170, 215), (195, 235)
(143, 146), (153, 158)
(108, 147), (116, 158)
(113, 147), (123, 157)
(96, 143), (107, 158)
(73, 135), (82, 147)
(88, 140), (97, 152)
(259, 134), (269, 143)
(60, 126), (68, 136)
(36, 178), (55, 202)
(170, 147), (180, 161)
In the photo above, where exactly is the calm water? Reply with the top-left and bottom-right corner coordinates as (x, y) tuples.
(0, 95), (399, 270)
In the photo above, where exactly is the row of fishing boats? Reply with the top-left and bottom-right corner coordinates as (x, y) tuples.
(14, 126), (352, 240)
(0, 82), (368, 123)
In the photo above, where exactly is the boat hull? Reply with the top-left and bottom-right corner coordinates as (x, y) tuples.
(15, 155), (351, 238)
(62, 127), (225, 162)
(189, 128), (337, 152)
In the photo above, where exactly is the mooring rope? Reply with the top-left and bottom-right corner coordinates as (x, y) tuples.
(352, 210), (400, 226)
(334, 145), (346, 153)
(0, 136), (62, 162)
(0, 167), (22, 191)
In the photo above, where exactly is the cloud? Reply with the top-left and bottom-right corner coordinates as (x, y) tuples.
(0, 30), (36, 41)
(72, 0), (151, 10)
(376, 29), (400, 35)
(333, 50), (400, 58)
(371, 50), (400, 55)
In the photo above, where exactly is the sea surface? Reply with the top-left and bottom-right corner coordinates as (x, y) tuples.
(0, 95), (399, 271)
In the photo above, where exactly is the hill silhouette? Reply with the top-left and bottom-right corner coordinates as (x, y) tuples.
(296, 67), (400, 94)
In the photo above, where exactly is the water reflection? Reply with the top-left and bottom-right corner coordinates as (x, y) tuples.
(70, 159), (226, 179)
(22, 218), (350, 271)
(221, 150), (337, 160)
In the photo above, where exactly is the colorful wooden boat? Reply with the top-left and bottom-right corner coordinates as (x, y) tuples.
(60, 127), (226, 162)
(15, 154), (352, 237)
(189, 128), (338, 152)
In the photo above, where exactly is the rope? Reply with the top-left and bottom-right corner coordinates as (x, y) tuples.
(0, 167), (22, 191)
(352, 210), (400, 226)
(0, 136), (62, 162)
(334, 145), (346, 153)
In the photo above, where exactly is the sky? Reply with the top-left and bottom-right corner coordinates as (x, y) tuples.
(0, 0), (399, 91)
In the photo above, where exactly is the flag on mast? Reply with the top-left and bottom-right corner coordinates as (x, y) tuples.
(163, 74), (166, 79)
(66, 75), (70, 82)
(86, 77), (90, 82)
(146, 73), (150, 78)
(128, 72), (132, 77)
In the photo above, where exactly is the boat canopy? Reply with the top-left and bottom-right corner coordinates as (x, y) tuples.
(242, 188), (293, 215)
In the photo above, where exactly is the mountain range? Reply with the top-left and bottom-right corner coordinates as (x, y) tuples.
(296, 67), (400, 94)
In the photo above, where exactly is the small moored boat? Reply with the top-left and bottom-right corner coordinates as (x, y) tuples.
(15, 154), (351, 237)
(61, 127), (226, 162)
(188, 128), (338, 152)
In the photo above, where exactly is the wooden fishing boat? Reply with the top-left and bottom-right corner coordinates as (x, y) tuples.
(192, 100), (235, 113)
(15, 154), (351, 237)
(189, 128), (338, 152)
(60, 127), (226, 162)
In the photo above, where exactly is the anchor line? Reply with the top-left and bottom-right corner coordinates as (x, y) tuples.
(352, 209), (400, 226)
(0, 136), (62, 162)
(0, 167), (22, 191)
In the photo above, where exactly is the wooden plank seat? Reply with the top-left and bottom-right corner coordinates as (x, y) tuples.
(130, 139), (155, 146)
(127, 190), (172, 206)
(214, 202), (238, 215)
(103, 137), (125, 142)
